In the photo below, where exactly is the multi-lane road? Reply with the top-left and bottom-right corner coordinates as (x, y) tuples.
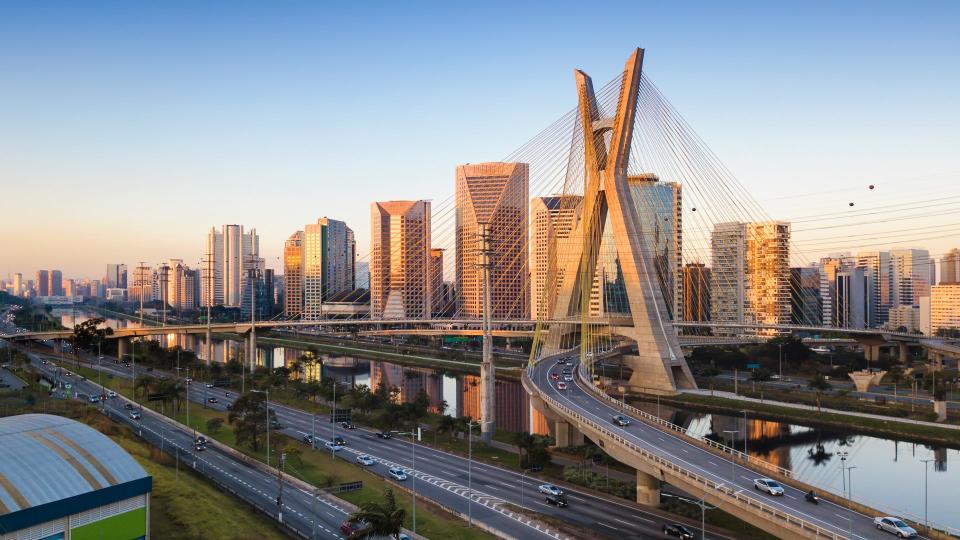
(530, 356), (910, 540)
(24, 343), (723, 540)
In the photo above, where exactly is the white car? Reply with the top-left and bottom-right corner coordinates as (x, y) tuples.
(388, 467), (408, 481)
(205, 383), (214, 388)
(356, 454), (375, 466)
(557, 382), (567, 391)
(753, 478), (784, 496)
(874, 517), (918, 538)
(563, 374), (574, 382)
(107, 391), (117, 398)
(538, 484), (563, 497)
(324, 441), (342, 452)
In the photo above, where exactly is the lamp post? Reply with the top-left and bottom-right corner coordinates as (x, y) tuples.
(741, 409), (748, 456)
(392, 428), (422, 534)
(722, 430), (738, 483)
(252, 389), (271, 467)
(921, 458), (934, 533)
(520, 467), (535, 509)
(97, 338), (104, 409)
(467, 420), (480, 527)
(778, 343), (783, 381)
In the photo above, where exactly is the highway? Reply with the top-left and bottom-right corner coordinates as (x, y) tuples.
(530, 355), (904, 540)
(26, 345), (724, 540)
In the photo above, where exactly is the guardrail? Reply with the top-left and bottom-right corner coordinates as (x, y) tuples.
(573, 364), (795, 479)
(524, 368), (847, 540)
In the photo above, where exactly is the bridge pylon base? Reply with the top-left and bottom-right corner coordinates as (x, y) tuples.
(553, 420), (584, 448)
(636, 470), (660, 506)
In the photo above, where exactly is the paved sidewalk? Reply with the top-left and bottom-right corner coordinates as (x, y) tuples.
(683, 388), (960, 431)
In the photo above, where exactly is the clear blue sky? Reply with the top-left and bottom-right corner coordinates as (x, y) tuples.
(2, 1), (958, 278)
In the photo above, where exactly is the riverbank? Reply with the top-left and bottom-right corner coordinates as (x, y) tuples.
(641, 391), (960, 448)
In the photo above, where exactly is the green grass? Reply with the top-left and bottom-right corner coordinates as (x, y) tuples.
(81, 413), (290, 540)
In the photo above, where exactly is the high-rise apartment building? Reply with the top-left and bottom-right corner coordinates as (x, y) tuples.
(683, 263), (711, 322)
(890, 249), (932, 308)
(11, 273), (23, 297)
(790, 267), (821, 326)
(49, 270), (63, 296)
(855, 251), (890, 327)
(370, 200), (432, 319)
(303, 218), (356, 320)
(941, 248), (960, 284)
(202, 227), (224, 307)
(628, 174), (683, 320)
(888, 305), (921, 333)
(530, 195), (582, 320)
(35, 271), (49, 297)
(128, 265), (152, 305)
(283, 231), (304, 318)
(931, 284), (960, 335)
(202, 225), (258, 307)
(105, 264), (128, 289)
(455, 162), (529, 319)
(165, 260), (196, 311)
(710, 221), (791, 332)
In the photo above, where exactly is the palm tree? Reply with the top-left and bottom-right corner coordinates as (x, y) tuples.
(347, 488), (406, 539)
(808, 374), (832, 412)
(436, 414), (459, 443)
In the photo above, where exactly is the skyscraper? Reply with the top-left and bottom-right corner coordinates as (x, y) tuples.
(11, 273), (22, 297)
(303, 218), (356, 320)
(455, 162), (529, 319)
(683, 263), (711, 322)
(817, 255), (853, 327)
(530, 195), (582, 320)
(165, 260), (196, 311)
(789, 267), (821, 326)
(49, 270), (63, 296)
(202, 227), (224, 307)
(710, 221), (791, 332)
(105, 264), (128, 289)
(128, 265), (152, 305)
(855, 251), (890, 327)
(283, 231), (304, 318)
(941, 248), (960, 284)
(628, 174), (682, 320)
(370, 200), (432, 319)
(35, 270), (49, 297)
(430, 249), (445, 316)
(836, 267), (870, 329)
(890, 248), (932, 308)
(202, 225), (258, 308)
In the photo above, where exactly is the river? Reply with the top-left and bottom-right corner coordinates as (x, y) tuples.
(57, 309), (959, 530)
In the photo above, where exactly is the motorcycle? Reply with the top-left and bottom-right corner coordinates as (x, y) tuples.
(805, 491), (819, 505)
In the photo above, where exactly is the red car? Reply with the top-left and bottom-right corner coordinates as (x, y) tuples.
(340, 520), (367, 535)
(557, 381), (568, 391)
(550, 373), (559, 380)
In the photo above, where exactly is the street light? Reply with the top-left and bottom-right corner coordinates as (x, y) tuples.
(921, 458), (934, 533)
(466, 420), (480, 527)
(778, 343), (783, 381)
(740, 410), (749, 456)
(251, 389), (271, 467)
(722, 430), (738, 483)
(392, 428), (422, 534)
(520, 467), (536, 509)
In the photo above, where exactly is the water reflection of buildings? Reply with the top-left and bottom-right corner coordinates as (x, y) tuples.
(370, 363), (444, 413)
(461, 375), (529, 433)
(711, 415), (793, 470)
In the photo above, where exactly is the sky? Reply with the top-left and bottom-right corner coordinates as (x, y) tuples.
(2, 1), (959, 279)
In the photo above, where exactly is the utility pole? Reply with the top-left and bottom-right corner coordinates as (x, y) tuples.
(478, 224), (495, 443)
(276, 452), (285, 523)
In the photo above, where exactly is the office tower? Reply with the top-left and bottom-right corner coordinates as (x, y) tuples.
(628, 174), (683, 320)
(224, 225), (259, 307)
(355, 261), (370, 290)
(890, 249), (932, 308)
(11, 273), (22, 297)
(683, 263), (711, 322)
(241, 261), (269, 319)
(430, 249), (446, 316)
(128, 265), (152, 305)
(710, 222), (790, 332)
(530, 195), (582, 320)
(105, 264), (128, 289)
(202, 227), (224, 307)
(165, 260), (196, 311)
(789, 267), (821, 326)
(455, 162), (529, 319)
(283, 231), (304, 318)
(35, 271), (49, 297)
(49, 270), (63, 296)
(931, 284), (960, 335)
(63, 279), (76, 297)
(89, 279), (101, 299)
(263, 269), (275, 316)
(370, 200), (432, 319)
(817, 255), (852, 327)
(941, 248), (960, 284)
(836, 267), (871, 329)
(855, 251), (890, 327)
(303, 218), (356, 320)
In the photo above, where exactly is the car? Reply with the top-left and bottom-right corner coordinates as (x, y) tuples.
(88, 395), (100, 403)
(194, 443), (206, 452)
(205, 383), (214, 388)
(563, 374), (574, 382)
(339, 421), (356, 430)
(538, 484), (563, 497)
(340, 520), (368, 536)
(124, 403), (135, 410)
(388, 467), (408, 481)
(356, 454), (375, 466)
(557, 382), (567, 390)
(207, 397), (218, 403)
(270, 419), (282, 429)
(63, 383), (72, 390)
(874, 517), (918, 538)
(185, 377), (192, 383)
(376, 431), (392, 439)
(324, 441), (342, 452)
(545, 494), (568, 507)
(129, 411), (141, 420)
(663, 523), (695, 539)
(753, 478), (784, 496)
(107, 391), (117, 398)
(302, 434), (315, 445)
(333, 436), (346, 446)
(612, 415), (631, 427)
(225, 392), (231, 397)
(196, 436), (208, 446)
(550, 373), (559, 380)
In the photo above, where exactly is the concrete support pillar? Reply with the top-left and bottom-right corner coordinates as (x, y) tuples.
(117, 338), (128, 360)
(934, 400), (947, 422)
(635, 469), (661, 506)
(863, 345), (880, 362)
(552, 420), (584, 448)
(205, 327), (212, 366)
(248, 329), (257, 371)
(933, 353), (944, 371)
(480, 359), (495, 442)
(898, 342), (909, 364)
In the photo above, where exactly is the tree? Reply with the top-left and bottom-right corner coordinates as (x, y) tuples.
(808, 374), (832, 411)
(206, 417), (224, 436)
(751, 368), (772, 383)
(347, 488), (406, 539)
(70, 318), (113, 366)
(228, 391), (276, 451)
(436, 415), (460, 443)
